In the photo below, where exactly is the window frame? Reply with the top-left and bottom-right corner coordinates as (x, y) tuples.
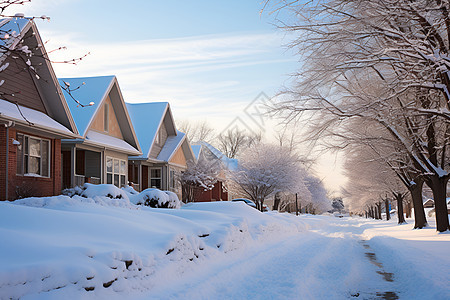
(103, 103), (109, 132)
(106, 156), (127, 187)
(16, 133), (51, 178)
(150, 167), (162, 189)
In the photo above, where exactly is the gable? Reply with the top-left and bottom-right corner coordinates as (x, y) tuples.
(0, 52), (46, 113)
(89, 95), (123, 139)
(169, 144), (187, 166)
(150, 122), (168, 158)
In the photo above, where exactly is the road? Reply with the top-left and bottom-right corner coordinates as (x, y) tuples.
(135, 216), (399, 300)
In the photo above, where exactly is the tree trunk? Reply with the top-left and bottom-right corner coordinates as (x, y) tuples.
(385, 198), (390, 221)
(272, 192), (281, 211)
(405, 201), (412, 218)
(295, 193), (299, 216)
(409, 179), (427, 229)
(427, 176), (450, 232)
(376, 202), (382, 220)
(395, 193), (406, 224)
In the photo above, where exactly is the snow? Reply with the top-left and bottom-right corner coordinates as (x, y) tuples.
(193, 141), (238, 170)
(0, 18), (30, 49)
(58, 76), (115, 136)
(0, 99), (74, 136)
(0, 188), (449, 299)
(191, 144), (202, 160)
(126, 102), (169, 159)
(156, 130), (185, 162)
(85, 130), (140, 155)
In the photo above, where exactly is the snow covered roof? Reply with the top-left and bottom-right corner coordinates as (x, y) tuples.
(126, 102), (176, 159)
(191, 145), (202, 160)
(0, 99), (77, 138)
(0, 18), (30, 50)
(0, 18), (78, 134)
(193, 141), (238, 171)
(58, 76), (115, 136)
(157, 130), (186, 162)
(84, 130), (141, 156)
(58, 76), (141, 153)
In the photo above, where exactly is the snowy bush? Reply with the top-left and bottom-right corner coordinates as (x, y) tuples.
(122, 185), (139, 195)
(129, 188), (182, 209)
(63, 183), (129, 200)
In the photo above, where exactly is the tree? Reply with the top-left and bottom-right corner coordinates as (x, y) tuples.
(217, 128), (262, 159)
(177, 120), (215, 144)
(331, 197), (344, 213)
(229, 143), (308, 211)
(0, 1), (90, 111)
(265, 0), (450, 231)
(179, 159), (218, 203)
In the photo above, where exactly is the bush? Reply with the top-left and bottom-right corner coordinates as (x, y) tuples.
(129, 188), (181, 209)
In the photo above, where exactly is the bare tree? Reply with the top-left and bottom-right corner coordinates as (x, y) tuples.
(217, 128), (262, 159)
(177, 119), (215, 144)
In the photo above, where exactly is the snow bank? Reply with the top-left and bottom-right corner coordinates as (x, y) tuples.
(0, 196), (306, 299)
(62, 183), (182, 209)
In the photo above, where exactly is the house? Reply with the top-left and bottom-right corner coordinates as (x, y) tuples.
(0, 18), (79, 200)
(126, 102), (195, 199)
(423, 199), (435, 208)
(190, 141), (238, 202)
(58, 76), (141, 189)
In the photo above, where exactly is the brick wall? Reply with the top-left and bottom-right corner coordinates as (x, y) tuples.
(0, 127), (62, 201)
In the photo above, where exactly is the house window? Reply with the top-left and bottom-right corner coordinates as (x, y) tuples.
(16, 133), (50, 177)
(155, 128), (162, 145)
(169, 169), (176, 189)
(150, 168), (162, 189)
(106, 156), (126, 187)
(104, 103), (109, 132)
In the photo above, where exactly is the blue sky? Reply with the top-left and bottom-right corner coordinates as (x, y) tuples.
(7, 0), (346, 193)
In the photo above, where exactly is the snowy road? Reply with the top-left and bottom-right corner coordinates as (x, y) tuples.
(134, 216), (402, 300)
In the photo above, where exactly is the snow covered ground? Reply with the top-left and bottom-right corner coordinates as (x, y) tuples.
(0, 194), (449, 299)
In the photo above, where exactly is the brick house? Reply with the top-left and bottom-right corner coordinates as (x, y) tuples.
(0, 18), (79, 200)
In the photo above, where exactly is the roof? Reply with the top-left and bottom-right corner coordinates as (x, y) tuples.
(193, 141), (238, 170)
(191, 145), (202, 160)
(157, 130), (186, 162)
(0, 17), (30, 50)
(0, 99), (76, 138)
(58, 76), (115, 136)
(126, 102), (176, 159)
(0, 18), (78, 134)
(59, 76), (141, 154)
(85, 130), (141, 156)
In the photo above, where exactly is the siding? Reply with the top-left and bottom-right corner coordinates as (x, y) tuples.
(149, 122), (168, 158)
(0, 55), (46, 113)
(90, 95), (123, 139)
(169, 145), (187, 167)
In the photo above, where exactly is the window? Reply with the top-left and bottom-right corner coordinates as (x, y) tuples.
(104, 103), (109, 132)
(155, 129), (161, 145)
(106, 157), (126, 187)
(150, 168), (162, 189)
(169, 169), (176, 189)
(16, 133), (50, 177)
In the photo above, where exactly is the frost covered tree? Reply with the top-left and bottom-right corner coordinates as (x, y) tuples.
(230, 143), (309, 211)
(265, 0), (450, 232)
(179, 159), (218, 203)
(304, 175), (331, 214)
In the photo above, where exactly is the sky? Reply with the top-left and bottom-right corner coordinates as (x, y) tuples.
(6, 0), (347, 194)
